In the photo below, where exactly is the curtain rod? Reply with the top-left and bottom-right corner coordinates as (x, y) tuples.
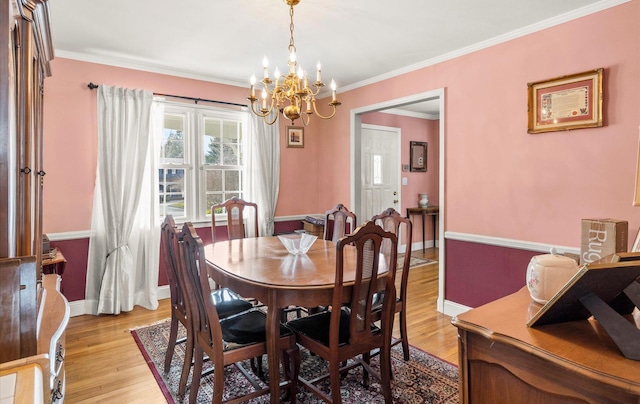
(86, 82), (247, 108)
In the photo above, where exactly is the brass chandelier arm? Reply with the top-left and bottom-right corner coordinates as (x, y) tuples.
(248, 98), (279, 125)
(310, 99), (341, 120)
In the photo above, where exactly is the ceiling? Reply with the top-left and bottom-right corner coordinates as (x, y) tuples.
(48, 0), (614, 116)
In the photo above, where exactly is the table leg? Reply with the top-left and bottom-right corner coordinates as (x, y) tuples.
(266, 290), (280, 404)
(421, 211), (426, 253)
(432, 214), (437, 248)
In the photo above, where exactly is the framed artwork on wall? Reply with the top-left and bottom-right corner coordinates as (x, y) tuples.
(286, 126), (304, 148)
(410, 141), (427, 172)
(527, 68), (604, 134)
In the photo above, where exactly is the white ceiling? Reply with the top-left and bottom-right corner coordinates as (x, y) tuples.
(48, 0), (619, 116)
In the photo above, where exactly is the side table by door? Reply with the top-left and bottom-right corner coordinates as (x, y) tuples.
(406, 206), (439, 253)
(42, 248), (66, 275)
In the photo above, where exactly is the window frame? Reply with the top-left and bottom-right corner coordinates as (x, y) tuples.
(158, 101), (247, 224)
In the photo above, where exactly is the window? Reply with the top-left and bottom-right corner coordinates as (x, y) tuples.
(158, 102), (247, 222)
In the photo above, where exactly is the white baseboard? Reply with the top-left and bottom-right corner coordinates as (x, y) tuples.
(442, 299), (471, 318)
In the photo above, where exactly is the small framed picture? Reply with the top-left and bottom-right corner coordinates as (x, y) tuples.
(286, 126), (304, 148)
(410, 141), (427, 172)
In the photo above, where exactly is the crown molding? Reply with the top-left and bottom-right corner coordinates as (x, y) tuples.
(339, 0), (630, 93)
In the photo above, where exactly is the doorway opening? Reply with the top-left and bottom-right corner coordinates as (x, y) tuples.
(350, 88), (446, 312)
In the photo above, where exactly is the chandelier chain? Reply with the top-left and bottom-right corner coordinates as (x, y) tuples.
(288, 4), (296, 54)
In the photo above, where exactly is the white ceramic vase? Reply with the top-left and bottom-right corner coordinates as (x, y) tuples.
(418, 193), (429, 207)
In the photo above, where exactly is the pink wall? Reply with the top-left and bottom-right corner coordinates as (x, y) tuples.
(316, 2), (640, 250)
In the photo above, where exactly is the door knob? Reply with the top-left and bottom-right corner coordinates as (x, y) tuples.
(393, 200), (398, 204)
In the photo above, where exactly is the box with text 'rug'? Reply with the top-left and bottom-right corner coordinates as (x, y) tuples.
(580, 218), (628, 265)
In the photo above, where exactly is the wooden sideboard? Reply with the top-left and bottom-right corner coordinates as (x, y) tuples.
(0, 271), (69, 403)
(452, 287), (640, 404)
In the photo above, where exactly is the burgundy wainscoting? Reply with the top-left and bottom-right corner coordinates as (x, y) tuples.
(53, 220), (305, 302)
(445, 238), (539, 308)
(50, 238), (90, 303)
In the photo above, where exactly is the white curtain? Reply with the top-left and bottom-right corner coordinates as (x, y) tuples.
(246, 111), (280, 236)
(85, 85), (161, 315)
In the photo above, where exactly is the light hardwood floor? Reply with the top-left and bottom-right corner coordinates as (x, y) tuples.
(64, 248), (459, 403)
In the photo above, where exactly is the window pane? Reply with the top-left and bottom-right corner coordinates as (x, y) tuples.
(222, 121), (239, 143)
(161, 114), (185, 164)
(204, 139), (220, 165)
(205, 169), (223, 192)
(373, 154), (383, 185)
(203, 118), (221, 164)
(159, 168), (185, 217)
(207, 194), (224, 215)
(223, 144), (239, 165)
(225, 170), (240, 192)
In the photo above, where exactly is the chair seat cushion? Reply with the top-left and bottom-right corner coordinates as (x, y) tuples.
(287, 309), (367, 347)
(220, 308), (292, 347)
(212, 288), (253, 319)
(371, 291), (400, 310)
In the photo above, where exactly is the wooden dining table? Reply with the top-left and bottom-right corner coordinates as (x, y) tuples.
(204, 235), (388, 404)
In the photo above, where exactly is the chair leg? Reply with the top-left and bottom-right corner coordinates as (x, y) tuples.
(178, 330), (194, 396)
(189, 345), (204, 404)
(281, 345), (300, 402)
(250, 355), (264, 380)
(361, 352), (371, 388)
(212, 354), (225, 404)
(164, 315), (179, 373)
(399, 310), (410, 361)
(379, 345), (393, 403)
(329, 360), (343, 404)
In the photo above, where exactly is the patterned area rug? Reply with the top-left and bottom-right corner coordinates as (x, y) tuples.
(404, 255), (436, 268)
(131, 320), (458, 403)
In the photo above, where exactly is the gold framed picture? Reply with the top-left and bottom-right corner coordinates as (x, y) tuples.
(527, 68), (603, 134)
(286, 126), (304, 148)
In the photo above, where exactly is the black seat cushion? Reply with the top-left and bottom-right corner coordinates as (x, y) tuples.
(220, 308), (292, 346)
(371, 291), (399, 310)
(212, 288), (253, 319)
(286, 309), (354, 347)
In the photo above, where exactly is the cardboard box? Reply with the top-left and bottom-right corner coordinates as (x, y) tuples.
(303, 221), (324, 238)
(580, 218), (628, 265)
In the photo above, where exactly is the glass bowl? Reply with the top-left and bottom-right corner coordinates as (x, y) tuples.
(277, 233), (318, 255)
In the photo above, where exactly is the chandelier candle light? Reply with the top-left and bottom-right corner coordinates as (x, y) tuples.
(248, 0), (340, 126)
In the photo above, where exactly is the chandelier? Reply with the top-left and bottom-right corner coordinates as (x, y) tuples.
(247, 0), (340, 126)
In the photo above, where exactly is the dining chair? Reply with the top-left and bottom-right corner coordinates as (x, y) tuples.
(211, 196), (259, 242)
(161, 216), (253, 396)
(371, 207), (413, 361)
(286, 220), (398, 403)
(323, 203), (356, 242)
(180, 222), (299, 404)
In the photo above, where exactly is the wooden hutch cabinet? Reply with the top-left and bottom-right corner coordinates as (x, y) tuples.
(1, 1), (70, 403)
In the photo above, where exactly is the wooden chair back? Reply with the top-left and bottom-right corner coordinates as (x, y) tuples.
(287, 220), (397, 402)
(180, 221), (298, 403)
(323, 203), (357, 242)
(161, 215), (187, 322)
(211, 196), (259, 242)
(371, 207), (413, 360)
(371, 207), (413, 298)
(335, 221), (398, 348)
(161, 216), (197, 393)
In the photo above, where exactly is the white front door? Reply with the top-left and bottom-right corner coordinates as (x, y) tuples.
(360, 124), (400, 221)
